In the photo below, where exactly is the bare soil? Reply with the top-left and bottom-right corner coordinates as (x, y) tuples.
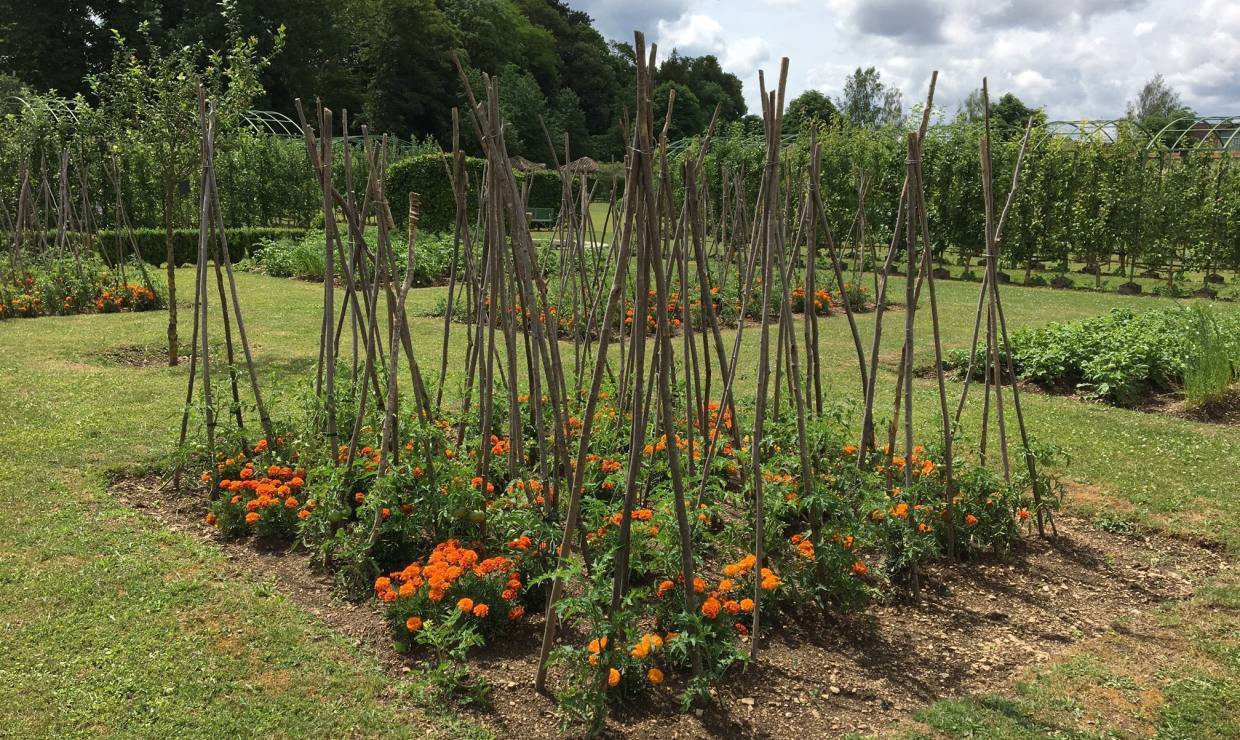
(1144, 386), (1240, 426)
(97, 343), (191, 368)
(110, 476), (1232, 739)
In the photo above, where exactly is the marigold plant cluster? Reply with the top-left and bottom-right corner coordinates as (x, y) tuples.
(185, 382), (1054, 728)
(0, 257), (162, 320)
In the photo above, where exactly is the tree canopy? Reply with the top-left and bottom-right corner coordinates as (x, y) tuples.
(0, 0), (746, 161)
(784, 90), (838, 134)
(956, 89), (1047, 134)
(836, 67), (902, 128)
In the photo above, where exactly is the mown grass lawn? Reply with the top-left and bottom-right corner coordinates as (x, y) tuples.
(0, 266), (1235, 737)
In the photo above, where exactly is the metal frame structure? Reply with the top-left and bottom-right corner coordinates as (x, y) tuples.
(1145, 115), (1240, 152)
(8, 95), (83, 126)
(240, 109), (303, 137)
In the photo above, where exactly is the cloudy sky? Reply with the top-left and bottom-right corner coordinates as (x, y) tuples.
(568, 0), (1240, 121)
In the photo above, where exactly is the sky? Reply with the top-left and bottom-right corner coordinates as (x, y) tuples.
(567, 0), (1240, 122)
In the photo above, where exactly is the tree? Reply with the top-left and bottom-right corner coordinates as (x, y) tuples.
(956, 88), (985, 123)
(442, 0), (560, 91)
(90, 14), (276, 366)
(785, 90), (837, 134)
(1127, 74), (1195, 147)
(653, 81), (705, 142)
(0, 2), (114, 95)
(955, 89), (1045, 138)
(1127, 74), (1187, 122)
(356, 0), (460, 141)
(657, 52), (746, 125)
(836, 67), (902, 128)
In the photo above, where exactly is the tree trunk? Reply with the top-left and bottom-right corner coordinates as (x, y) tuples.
(165, 180), (179, 366)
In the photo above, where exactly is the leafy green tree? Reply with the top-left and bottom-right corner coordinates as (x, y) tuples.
(990, 93), (1044, 130)
(1127, 74), (1195, 146)
(836, 67), (902, 128)
(442, 0), (559, 91)
(657, 53), (745, 124)
(653, 81), (705, 142)
(356, 0), (460, 140)
(0, 2), (113, 95)
(90, 13), (277, 365)
(784, 90), (837, 134)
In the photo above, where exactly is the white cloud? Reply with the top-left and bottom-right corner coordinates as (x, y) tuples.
(722, 37), (772, 74)
(564, 0), (1240, 117)
(1012, 69), (1055, 96)
(656, 12), (725, 50)
(655, 12), (772, 83)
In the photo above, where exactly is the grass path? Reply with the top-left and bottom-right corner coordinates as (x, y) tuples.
(0, 268), (1236, 737)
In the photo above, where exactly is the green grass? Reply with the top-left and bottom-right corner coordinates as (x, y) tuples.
(0, 266), (1237, 737)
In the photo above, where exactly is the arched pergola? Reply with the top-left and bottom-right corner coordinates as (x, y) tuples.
(240, 109), (303, 137)
(8, 95), (84, 126)
(1032, 119), (1144, 148)
(1145, 116), (1240, 153)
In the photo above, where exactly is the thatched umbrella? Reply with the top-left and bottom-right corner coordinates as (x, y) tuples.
(561, 156), (599, 175)
(511, 155), (546, 172)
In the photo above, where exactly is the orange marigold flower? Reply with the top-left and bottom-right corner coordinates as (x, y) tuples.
(608, 668), (621, 687)
(852, 561), (868, 576)
(472, 603), (490, 618)
(965, 514), (979, 527)
(700, 596), (721, 619)
(508, 605), (525, 621)
(354, 491), (366, 503)
(457, 597), (474, 614)
(647, 667), (664, 685)
(205, 512), (217, 525)
(244, 512), (260, 525)
(406, 616), (422, 632)
(739, 598), (754, 613)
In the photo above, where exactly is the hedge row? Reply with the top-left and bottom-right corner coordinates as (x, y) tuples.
(23, 228), (311, 267)
(385, 154), (566, 232)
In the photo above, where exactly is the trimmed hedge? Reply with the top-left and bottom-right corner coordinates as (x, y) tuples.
(523, 170), (562, 211)
(88, 228), (308, 266)
(386, 154), (484, 233)
(385, 153), (567, 233)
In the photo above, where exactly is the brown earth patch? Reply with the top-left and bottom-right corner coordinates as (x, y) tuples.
(110, 475), (1232, 739)
(96, 343), (190, 368)
(1150, 386), (1240, 426)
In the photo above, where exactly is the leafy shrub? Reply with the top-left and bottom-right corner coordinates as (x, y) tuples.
(946, 305), (1240, 406)
(0, 256), (164, 319)
(377, 539), (530, 650)
(1183, 304), (1240, 408)
(237, 231), (462, 286)
(386, 153), (565, 234)
(204, 438), (309, 542)
(386, 154), (485, 233)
